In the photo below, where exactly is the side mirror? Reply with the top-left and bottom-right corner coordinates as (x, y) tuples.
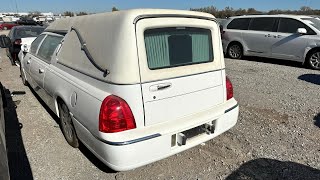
(0, 35), (11, 48)
(297, 28), (307, 35)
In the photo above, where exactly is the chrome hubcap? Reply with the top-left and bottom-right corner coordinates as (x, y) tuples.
(310, 52), (320, 68)
(229, 45), (241, 58)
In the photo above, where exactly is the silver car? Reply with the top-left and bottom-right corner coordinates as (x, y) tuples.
(222, 15), (320, 70)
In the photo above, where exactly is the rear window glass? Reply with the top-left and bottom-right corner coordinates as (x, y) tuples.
(227, 18), (251, 30)
(144, 27), (213, 70)
(14, 27), (45, 39)
(249, 18), (277, 32)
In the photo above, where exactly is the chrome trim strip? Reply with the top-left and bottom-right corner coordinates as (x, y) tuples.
(69, 113), (161, 146)
(134, 14), (217, 24)
(225, 104), (239, 114)
(94, 133), (162, 146)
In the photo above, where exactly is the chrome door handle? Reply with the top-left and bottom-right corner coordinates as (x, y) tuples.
(150, 83), (172, 92)
(27, 60), (31, 64)
(39, 69), (45, 73)
(265, 34), (271, 37)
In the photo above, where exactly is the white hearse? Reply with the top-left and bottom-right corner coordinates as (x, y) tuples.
(1, 9), (239, 171)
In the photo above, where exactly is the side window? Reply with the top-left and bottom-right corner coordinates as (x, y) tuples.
(30, 34), (46, 55)
(249, 18), (277, 32)
(227, 18), (251, 30)
(37, 35), (63, 63)
(278, 18), (313, 34)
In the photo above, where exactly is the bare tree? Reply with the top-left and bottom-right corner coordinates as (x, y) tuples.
(112, 7), (119, 12)
(64, 11), (74, 17)
(77, 12), (88, 16)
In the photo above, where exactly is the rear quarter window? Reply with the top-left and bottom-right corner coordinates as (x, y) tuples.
(144, 27), (213, 70)
(37, 35), (63, 63)
(30, 34), (46, 55)
(227, 18), (251, 30)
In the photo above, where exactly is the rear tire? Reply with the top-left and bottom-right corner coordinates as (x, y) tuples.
(58, 102), (79, 148)
(20, 66), (28, 86)
(227, 43), (243, 59)
(3, 27), (7, 30)
(307, 50), (320, 70)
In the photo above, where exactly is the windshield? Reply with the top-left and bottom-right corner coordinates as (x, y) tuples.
(14, 27), (45, 39)
(302, 18), (320, 31)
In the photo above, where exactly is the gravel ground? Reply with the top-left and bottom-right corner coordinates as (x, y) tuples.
(0, 33), (320, 179)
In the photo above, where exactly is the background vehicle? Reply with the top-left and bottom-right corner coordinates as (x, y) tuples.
(222, 15), (320, 70)
(0, 22), (18, 30)
(4, 9), (239, 171)
(16, 18), (38, 26)
(5, 26), (45, 65)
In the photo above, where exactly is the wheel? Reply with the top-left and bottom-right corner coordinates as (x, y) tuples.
(20, 66), (28, 86)
(3, 27), (7, 30)
(227, 43), (243, 59)
(58, 102), (79, 148)
(9, 53), (15, 66)
(307, 50), (320, 70)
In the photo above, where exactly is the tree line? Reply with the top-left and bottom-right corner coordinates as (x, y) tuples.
(190, 6), (320, 18)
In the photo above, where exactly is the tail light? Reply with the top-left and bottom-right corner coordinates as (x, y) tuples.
(226, 76), (233, 100)
(99, 95), (136, 133)
(14, 39), (21, 45)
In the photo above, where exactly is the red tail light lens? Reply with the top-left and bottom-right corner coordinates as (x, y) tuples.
(226, 76), (233, 100)
(14, 39), (21, 45)
(99, 95), (136, 133)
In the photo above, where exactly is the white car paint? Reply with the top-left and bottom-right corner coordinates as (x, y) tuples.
(18, 37), (36, 65)
(21, 9), (239, 171)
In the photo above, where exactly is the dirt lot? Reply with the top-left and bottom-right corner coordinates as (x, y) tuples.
(0, 31), (320, 179)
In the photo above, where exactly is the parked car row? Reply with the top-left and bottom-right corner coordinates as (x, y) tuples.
(0, 9), (239, 171)
(221, 15), (320, 70)
(0, 21), (17, 30)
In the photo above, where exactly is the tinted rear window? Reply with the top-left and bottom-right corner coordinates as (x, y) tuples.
(227, 18), (251, 30)
(144, 27), (213, 70)
(14, 27), (45, 38)
(249, 18), (277, 32)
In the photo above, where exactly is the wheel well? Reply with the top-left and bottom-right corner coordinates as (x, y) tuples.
(227, 41), (243, 51)
(305, 47), (320, 63)
(55, 96), (64, 117)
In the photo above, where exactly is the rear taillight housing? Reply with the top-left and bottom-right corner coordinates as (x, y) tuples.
(226, 76), (233, 100)
(99, 95), (136, 133)
(14, 39), (21, 45)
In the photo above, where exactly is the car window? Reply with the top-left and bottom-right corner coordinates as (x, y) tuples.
(14, 27), (45, 39)
(301, 18), (320, 33)
(144, 27), (213, 70)
(278, 18), (313, 34)
(227, 18), (251, 30)
(30, 34), (46, 55)
(249, 17), (277, 32)
(37, 35), (63, 63)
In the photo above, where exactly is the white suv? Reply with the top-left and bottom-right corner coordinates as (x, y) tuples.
(222, 15), (320, 70)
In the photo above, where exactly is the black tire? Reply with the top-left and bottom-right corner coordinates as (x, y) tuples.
(306, 50), (320, 70)
(58, 102), (79, 148)
(20, 66), (28, 86)
(227, 43), (243, 59)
